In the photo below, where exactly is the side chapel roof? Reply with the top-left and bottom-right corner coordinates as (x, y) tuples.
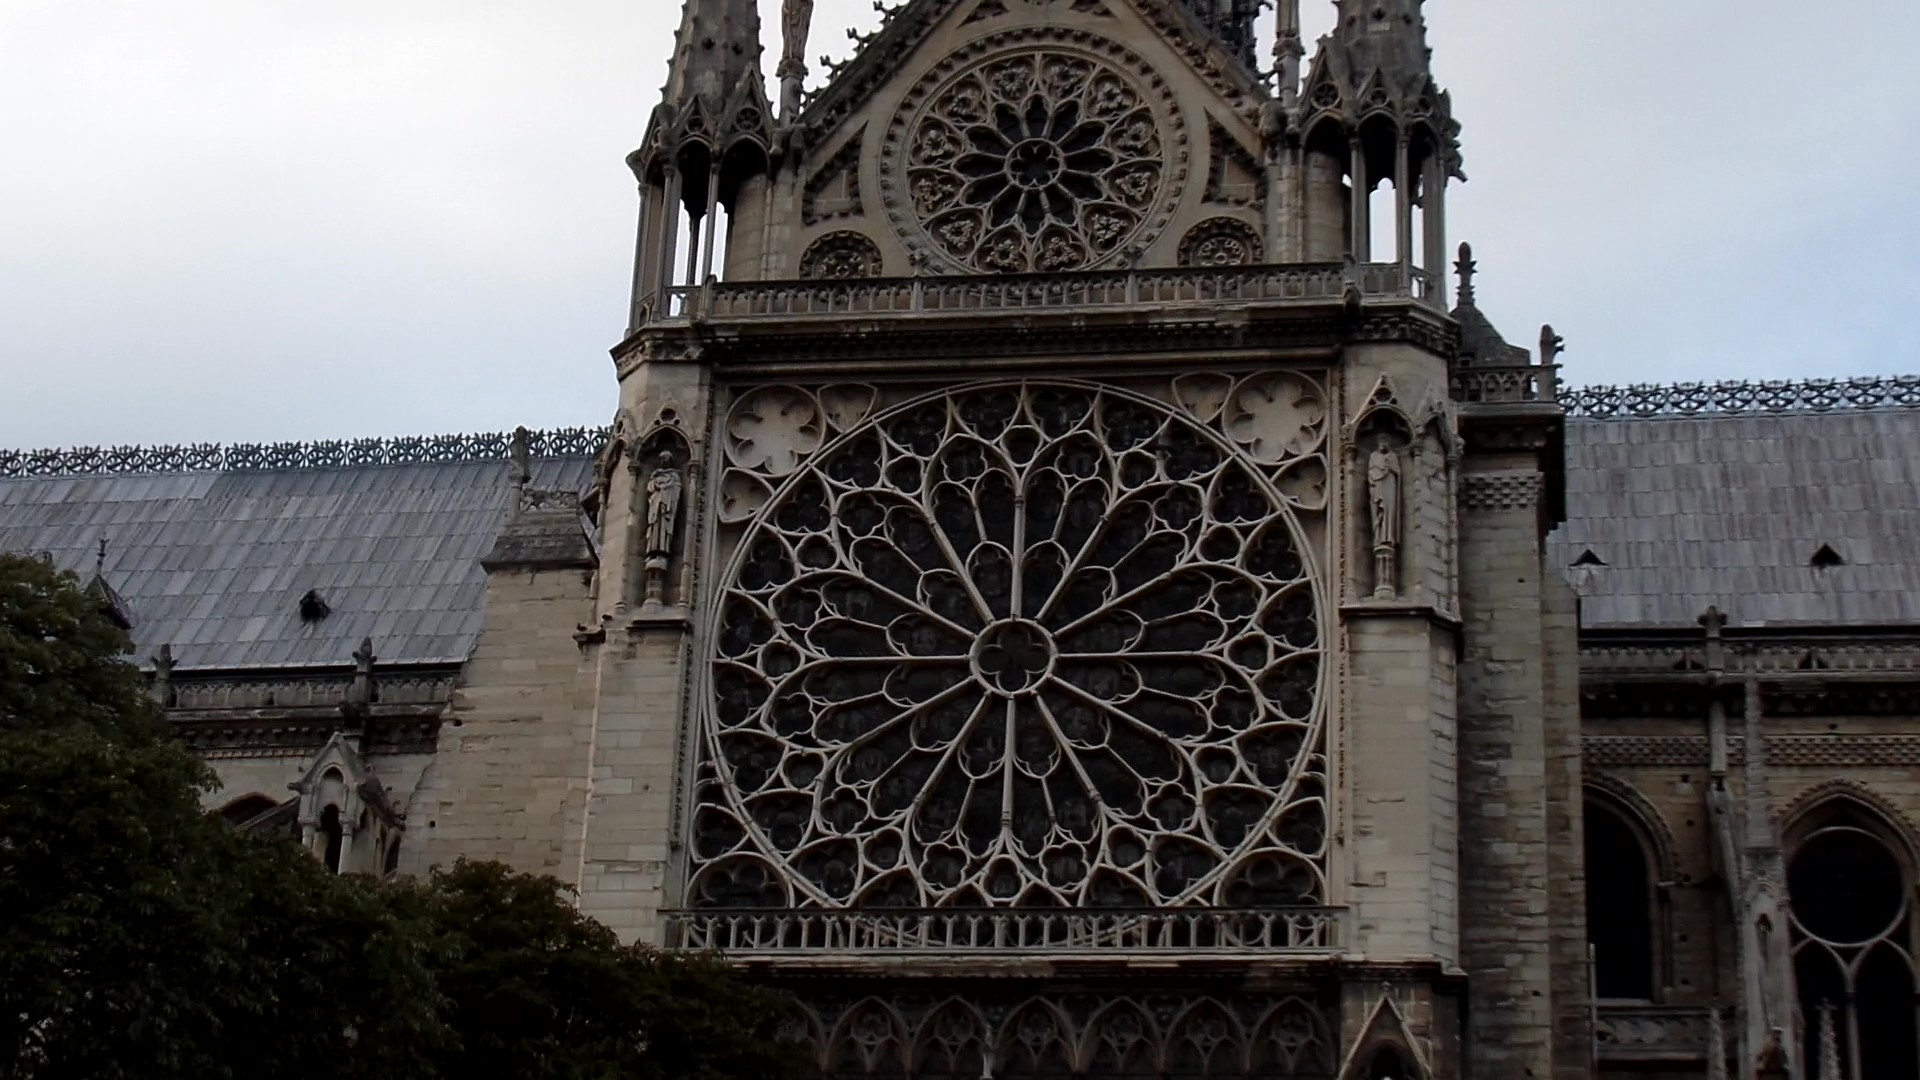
(0, 446), (594, 671)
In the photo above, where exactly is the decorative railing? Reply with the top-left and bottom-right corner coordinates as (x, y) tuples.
(1584, 639), (1920, 677)
(663, 906), (1345, 956)
(0, 427), (609, 480)
(1453, 364), (1560, 406)
(654, 263), (1436, 323)
(1593, 1005), (1719, 1062)
(1566, 375), (1920, 419)
(169, 671), (459, 712)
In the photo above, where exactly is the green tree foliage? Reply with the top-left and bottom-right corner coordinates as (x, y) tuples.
(0, 554), (808, 1079)
(403, 861), (811, 1080)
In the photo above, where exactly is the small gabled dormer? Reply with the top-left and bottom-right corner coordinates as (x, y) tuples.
(290, 732), (406, 877)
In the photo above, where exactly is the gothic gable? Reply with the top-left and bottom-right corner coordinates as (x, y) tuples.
(785, 0), (1274, 279)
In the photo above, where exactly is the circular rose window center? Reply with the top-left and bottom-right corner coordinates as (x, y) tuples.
(971, 619), (1056, 696)
(1007, 139), (1064, 190)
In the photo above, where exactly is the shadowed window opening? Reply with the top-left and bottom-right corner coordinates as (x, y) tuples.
(1366, 1047), (1413, 1079)
(320, 804), (344, 874)
(1812, 543), (1846, 569)
(1789, 817), (1920, 1080)
(1585, 800), (1656, 1000)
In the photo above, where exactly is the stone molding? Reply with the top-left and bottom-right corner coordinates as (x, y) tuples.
(1585, 734), (1920, 769)
(1593, 1005), (1716, 1063)
(1458, 469), (1541, 512)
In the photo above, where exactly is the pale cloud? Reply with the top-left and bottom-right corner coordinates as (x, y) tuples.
(1, 0), (1914, 448)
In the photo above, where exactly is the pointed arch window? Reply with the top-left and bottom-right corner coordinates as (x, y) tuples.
(1365, 1046), (1414, 1080)
(319, 804), (345, 874)
(1584, 797), (1660, 1001)
(1788, 807), (1920, 1080)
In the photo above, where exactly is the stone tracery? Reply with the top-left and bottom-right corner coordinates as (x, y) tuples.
(885, 34), (1185, 274)
(696, 382), (1328, 911)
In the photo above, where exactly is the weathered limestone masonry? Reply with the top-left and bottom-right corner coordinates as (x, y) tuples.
(572, 358), (714, 941)
(1336, 338), (1468, 1072)
(1455, 382), (1574, 1077)
(411, 497), (597, 878)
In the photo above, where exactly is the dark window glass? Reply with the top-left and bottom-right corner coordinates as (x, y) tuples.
(320, 804), (344, 874)
(1584, 802), (1655, 999)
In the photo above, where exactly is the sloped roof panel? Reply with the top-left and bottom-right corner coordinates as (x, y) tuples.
(0, 457), (594, 670)
(1549, 409), (1920, 629)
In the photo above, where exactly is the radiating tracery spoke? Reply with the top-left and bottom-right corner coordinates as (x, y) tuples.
(698, 384), (1326, 910)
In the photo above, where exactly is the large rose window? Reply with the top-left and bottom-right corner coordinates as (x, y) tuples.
(696, 383), (1326, 911)
(884, 37), (1184, 274)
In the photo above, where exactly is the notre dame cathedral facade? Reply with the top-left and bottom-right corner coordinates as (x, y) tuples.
(5, 1), (1920, 1077)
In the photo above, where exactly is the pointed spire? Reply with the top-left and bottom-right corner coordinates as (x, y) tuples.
(1330, 0), (1433, 90)
(1455, 243), (1476, 306)
(661, 0), (764, 110)
(1274, 0), (1305, 105)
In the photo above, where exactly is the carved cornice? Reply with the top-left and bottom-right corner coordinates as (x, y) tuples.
(1594, 1005), (1717, 1063)
(161, 670), (453, 758)
(1458, 469), (1541, 512)
(1584, 734), (1920, 769)
(1584, 680), (1920, 720)
(1566, 375), (1920, 420)
(168, 671), (457, 712)
(1583, 638), (1920, 678)
(174, 715), (442, 759)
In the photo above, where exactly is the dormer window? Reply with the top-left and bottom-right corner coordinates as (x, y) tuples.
(291, 733), (405, 877)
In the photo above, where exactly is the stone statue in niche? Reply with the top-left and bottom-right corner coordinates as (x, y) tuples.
(1366, 436), (1402, 599)
(642, 450), (684, 605)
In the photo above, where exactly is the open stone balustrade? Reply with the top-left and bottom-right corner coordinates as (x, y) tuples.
(661, 906), (1347, 957)
(648, 263), (1439, 324)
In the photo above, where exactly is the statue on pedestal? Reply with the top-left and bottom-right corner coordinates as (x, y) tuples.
(1367, 437), (1402, 599)
(643, 451), (684, 604)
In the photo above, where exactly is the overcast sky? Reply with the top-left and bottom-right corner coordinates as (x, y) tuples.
(2, 0), (1916, 449)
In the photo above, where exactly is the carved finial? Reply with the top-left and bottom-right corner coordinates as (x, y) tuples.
(95, 536), (109, 577)
(1698, 606), (1726, 637)
(1540, 324), (1565, 365)
(1454, 242), (1476, 305)
(344, 636), (377, 718)
(151, 643), (176, 708)
(510, 426), (532, 488)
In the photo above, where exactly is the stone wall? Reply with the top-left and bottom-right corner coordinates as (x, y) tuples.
(407, 566), (594, 879)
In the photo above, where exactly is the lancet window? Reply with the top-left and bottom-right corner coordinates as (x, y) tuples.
(1584, 798), (1658, 1001)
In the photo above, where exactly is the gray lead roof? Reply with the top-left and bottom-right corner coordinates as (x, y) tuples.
(5, 403), (1920, 671)
(1548, 408), (1920, 629)
(0, 458), (593, 670)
